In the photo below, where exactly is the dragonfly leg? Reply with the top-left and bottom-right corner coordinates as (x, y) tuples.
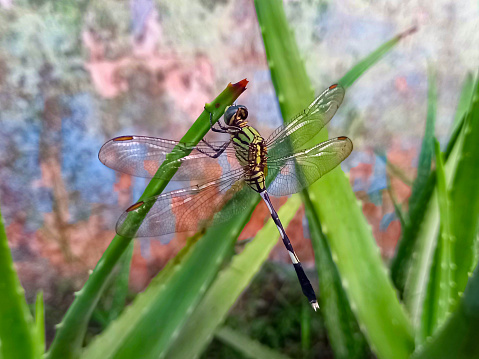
(207, 110), (229, 133)
(198, 139), (231, 159)
(260, 191), (319, 311)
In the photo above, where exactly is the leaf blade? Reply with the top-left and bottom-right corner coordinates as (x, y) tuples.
(0, 205), (37, 359)
(449, 75), (479, 302)
(418, 140), (455, 343)
(164, 196), (302, 359)
(215, 326), (293, 359)
(254, 0), (415, 357)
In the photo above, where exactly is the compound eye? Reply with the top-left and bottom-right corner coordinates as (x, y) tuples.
(224, 106), (239, 125)
(236, 105), (248, 120)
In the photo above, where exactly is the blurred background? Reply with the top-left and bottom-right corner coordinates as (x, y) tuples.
(0, 0), (478, 357)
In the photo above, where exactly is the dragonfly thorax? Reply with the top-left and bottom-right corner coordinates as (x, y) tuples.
(229, 123), (268, 193)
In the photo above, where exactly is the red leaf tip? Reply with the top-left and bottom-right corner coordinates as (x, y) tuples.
(230, 78), (248, 90)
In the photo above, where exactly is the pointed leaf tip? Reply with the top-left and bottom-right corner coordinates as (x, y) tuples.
(398, 26), (418, 39)
(230, 78), (249, 91)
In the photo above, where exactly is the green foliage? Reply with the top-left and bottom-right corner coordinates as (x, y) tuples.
(304, 193), (371, 359)
(1, 1), (478, 359)
(391, 65), (438, 295)
(214, 326), (292, 359)
(418, 140), (455, 343)
(410, 66), (437, 212)
(449, 78), (479, 301)
(404, 73), (479, 351)
(412, 264), (479, 359)
(454, 73), (475, 127)
(35, 292), (45, 356)
(0, 206), (40, 359)
(164, 196), (302, 358)
(81, 202), (254, 359)
(255, 1), (415, 358)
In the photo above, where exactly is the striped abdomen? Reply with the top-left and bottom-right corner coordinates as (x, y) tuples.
(230, 125), (268, 193)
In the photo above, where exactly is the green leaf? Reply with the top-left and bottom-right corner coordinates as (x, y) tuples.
(449, 76), (479, 303)
(300, 301), (312, 354)
(418, 140), (455, 343)
(412, 264), (479, 359)
(390, 66), (437, 294)
(107, 242), (134, 322)
(0, 205), (38, 359)
(35, 292), (45, 355)
(339, 26), (417, 89)
(82, 192), (258, 359)
(47, 80), (248, 359)
(403, 119), (465, 331)
(385, 156), (414, 187)
(387, 180), (407, 232)
(163, 195), (302, 359)
(255, 0), (415, 358)
(303, 193), (370, 359)
(453, 72), (475, 127)
(410, 65), (437, 213)
(404, 74), (479, 335)
(215, 326), (293, 359)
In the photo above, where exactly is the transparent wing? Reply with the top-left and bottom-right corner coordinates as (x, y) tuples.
(266, 137), (353, 197)
(116, 168), (256, 238)
(99, 135), (240, 182)
(266, 84), (345, 159)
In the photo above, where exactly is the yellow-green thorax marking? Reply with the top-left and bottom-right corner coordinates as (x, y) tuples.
(224, 105), (268, 193)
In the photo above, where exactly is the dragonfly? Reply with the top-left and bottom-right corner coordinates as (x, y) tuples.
(99, 83), (352, 310)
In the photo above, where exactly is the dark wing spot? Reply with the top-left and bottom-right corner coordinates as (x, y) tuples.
(113, 136), (134, 141)
(126, 201), (144, 212)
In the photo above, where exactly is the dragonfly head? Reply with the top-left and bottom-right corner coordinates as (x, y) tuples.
(224, 105), (248, 126)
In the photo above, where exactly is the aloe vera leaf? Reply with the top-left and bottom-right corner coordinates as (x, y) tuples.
(303, 193), (370, 359)
(162, 196), (302, 359)
(47, 80), (248, 359)
(390, 66), (437, 294)
(0, 205), (38, 359)
(453, 72), (475, 127)
(35, 291), (45, 355)
(215, 326), (293, 359)
(387, 182), (407, 231)
(301, 302), (312, 354)
(385, 156), (414, 187)
(410, 66), (437, 213)
(449, 76), (479, 302)
(405, 75), (479, 333)
(392, 72), (468, 297)
(418, 140), (455, 343)
(411, 264), (479, 359)
(403, 120), (465, 330)
(339, 26), (417, 89)
(106, 241), (134, 322)
(255, 0), (414, 358)
(81, 187), (257, 359)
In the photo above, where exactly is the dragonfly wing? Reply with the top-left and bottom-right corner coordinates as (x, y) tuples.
(266, 137), (353, 197)
(116, 168), (253, 238)
(266, 84), (345, 158)
(99, 135), (240, 181)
